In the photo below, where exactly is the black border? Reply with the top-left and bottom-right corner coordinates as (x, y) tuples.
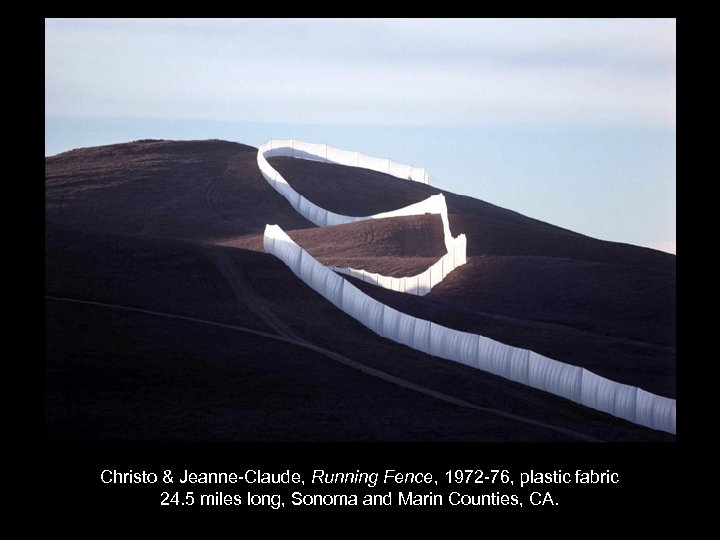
(41, 17), (680, 520)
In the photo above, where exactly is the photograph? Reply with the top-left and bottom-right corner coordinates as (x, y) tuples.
(45, 19), (676, 446)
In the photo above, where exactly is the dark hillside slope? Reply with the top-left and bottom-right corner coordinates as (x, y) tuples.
(45, 225), (671, 441)
(46, 139), (675, 439)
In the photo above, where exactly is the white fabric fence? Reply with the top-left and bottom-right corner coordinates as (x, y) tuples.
(263, 224), (676, 435)
(262, 139), (429, 184)
(329, 234), (467, 296)
(258, 139), (466, 295)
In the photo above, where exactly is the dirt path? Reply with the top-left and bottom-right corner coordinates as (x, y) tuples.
(45, 295), (602, 442)
(212, 250), (298, 340)
(202, 159), (235, 225)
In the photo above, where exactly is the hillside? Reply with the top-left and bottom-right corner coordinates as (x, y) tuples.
(45, 139), (676, 440)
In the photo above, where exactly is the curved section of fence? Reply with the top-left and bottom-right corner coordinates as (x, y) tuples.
(263, 223), (676, 435)
(328, 234), (467, 296)
(257, 139), (467, 295)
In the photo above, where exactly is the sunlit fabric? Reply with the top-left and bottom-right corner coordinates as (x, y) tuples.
(264, 224), (676, 435)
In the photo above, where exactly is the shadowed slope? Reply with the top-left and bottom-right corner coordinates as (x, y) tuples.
(46, 225), (671, 441)
(45, 139), (676, 439)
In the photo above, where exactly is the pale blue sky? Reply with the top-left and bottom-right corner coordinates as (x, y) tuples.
(45, 18), (676, 253)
